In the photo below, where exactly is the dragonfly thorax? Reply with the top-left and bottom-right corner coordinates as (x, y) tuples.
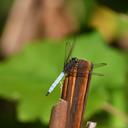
(64, 57), (78, 73)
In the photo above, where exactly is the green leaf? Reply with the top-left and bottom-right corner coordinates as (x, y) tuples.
(0, 31), (126, 124)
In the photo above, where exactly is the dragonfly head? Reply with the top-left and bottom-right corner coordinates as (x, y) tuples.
(71, 57), (78, 63)
(64, 57), (78, 73)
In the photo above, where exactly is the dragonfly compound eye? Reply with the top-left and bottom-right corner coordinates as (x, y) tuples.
(72, 57), (78, 63)
(72, 57), (77, 60)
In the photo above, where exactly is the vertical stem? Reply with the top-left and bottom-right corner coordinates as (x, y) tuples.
(69, 60), (92, 128)
(49, 99), (68, 128)
(65, 67), (77, 109)
(61, 76), (68, 100)
(49, 59), (93, 128)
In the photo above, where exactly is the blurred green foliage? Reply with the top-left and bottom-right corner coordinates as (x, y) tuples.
(0, 32), (127, 128)
(0, 0), (128, 128)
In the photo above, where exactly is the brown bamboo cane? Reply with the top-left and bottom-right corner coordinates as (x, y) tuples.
(49, 59), (93, 128)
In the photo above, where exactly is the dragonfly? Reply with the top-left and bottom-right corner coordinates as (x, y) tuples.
(46, 38), (78, 96)
(46, 38), (107, 96)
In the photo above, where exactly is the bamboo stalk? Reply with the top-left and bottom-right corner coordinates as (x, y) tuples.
(68, 60), (92, 128)
(49, 59), (93, 128)
(61, 76), (68, 100)
(49, 99), (68, 128)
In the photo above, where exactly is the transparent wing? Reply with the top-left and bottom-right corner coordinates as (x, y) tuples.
(64, 37), (76, 67)
(91, 72), (104, 76)
(93, 63), (107, 69)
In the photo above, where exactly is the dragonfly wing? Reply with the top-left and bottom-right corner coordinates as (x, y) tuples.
(64, 37), (76, 67)
(93, 63), (107, 69)
(91, 72), (104, 76)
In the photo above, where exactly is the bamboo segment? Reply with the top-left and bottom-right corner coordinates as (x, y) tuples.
(49, 59), (93, 128)
(69, 60), (92, 128)
(61, 76), (68, 100)
(65, 66), (77, 109)
(49, 99), (68, 128)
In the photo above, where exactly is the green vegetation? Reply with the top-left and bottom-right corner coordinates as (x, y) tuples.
(0, 0), (128, 128)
